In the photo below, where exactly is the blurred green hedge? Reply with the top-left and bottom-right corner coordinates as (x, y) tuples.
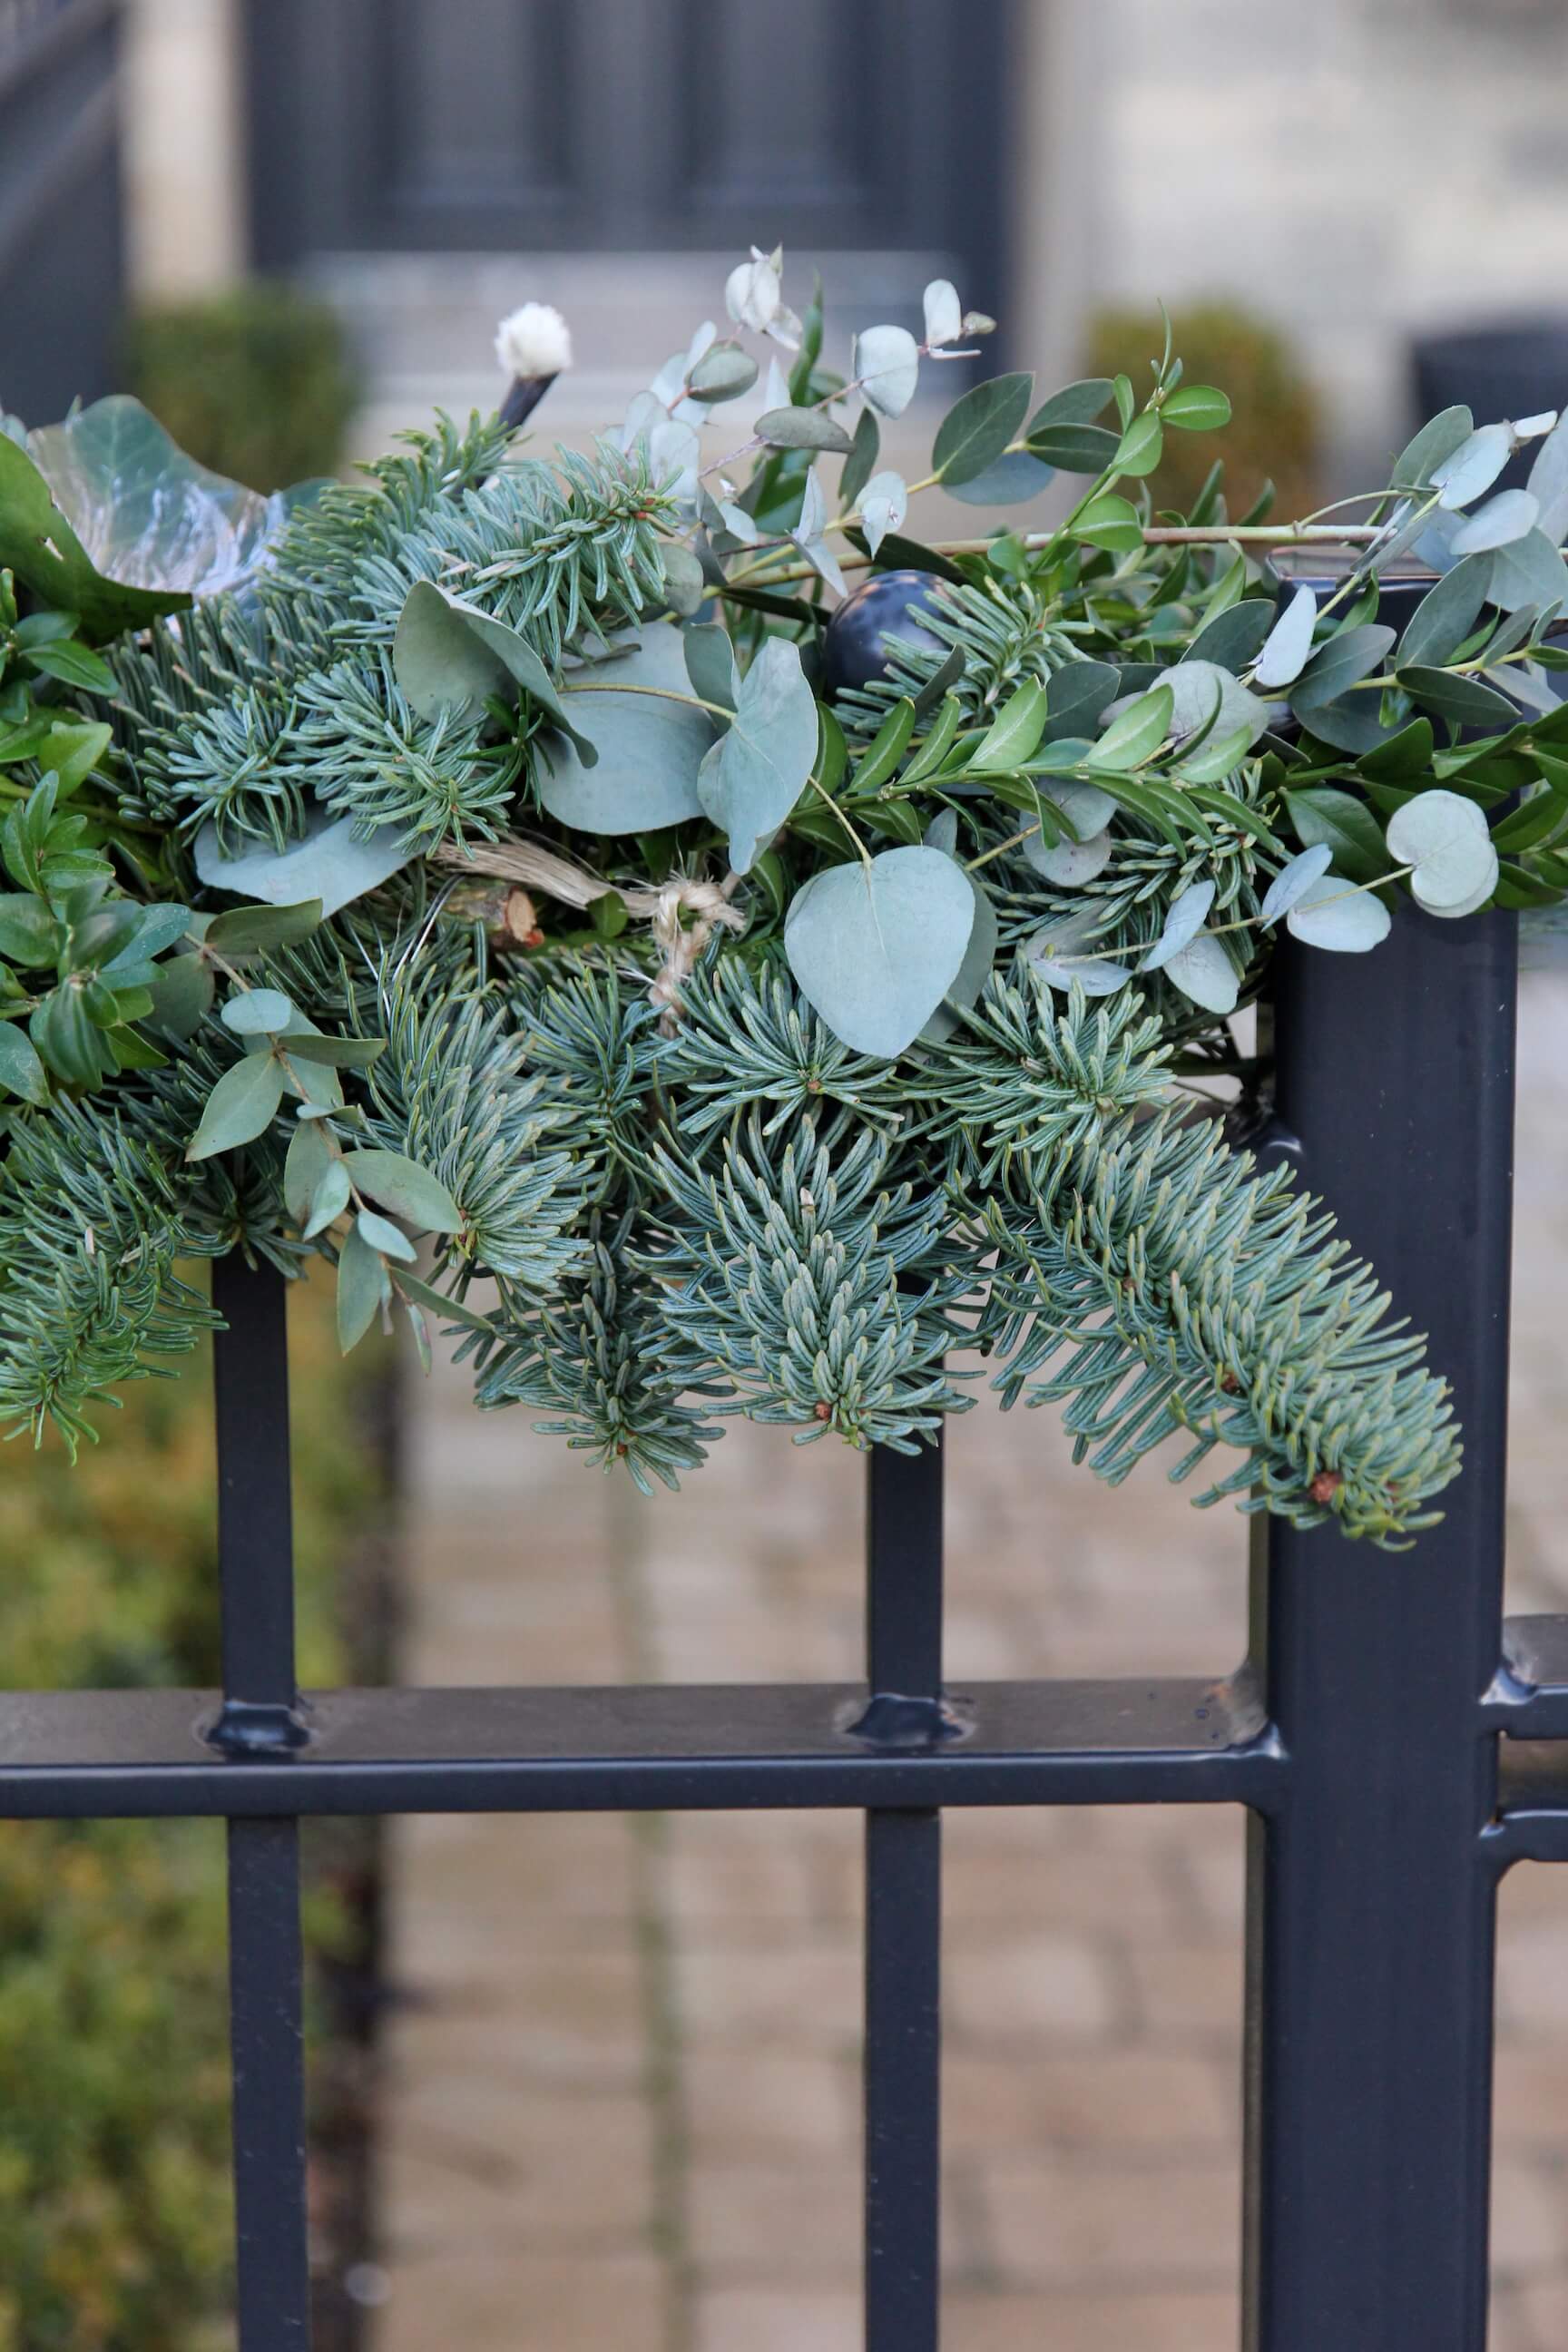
(1086, 299), (1322, 524)
(0, 1271), (387, 2352)
(122, 280), (356, 493)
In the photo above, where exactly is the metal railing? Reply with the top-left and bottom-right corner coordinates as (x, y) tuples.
(2, 903), (1561, 2350)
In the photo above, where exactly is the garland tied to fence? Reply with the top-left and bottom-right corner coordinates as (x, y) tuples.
(5, 260), (1564, 1544)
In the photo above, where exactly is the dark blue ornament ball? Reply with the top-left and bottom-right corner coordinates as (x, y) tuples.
(820, 569), (946, 699)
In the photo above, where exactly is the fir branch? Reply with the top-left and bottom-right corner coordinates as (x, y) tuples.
(0, 1102), (220, 1453)
(982, 1102), (1460, 1546)
(263, 410), (517, 612)
(357, 962), (591, 1297)
(915, 968), (1174, 1187)
(506, 956), (658, 1191)
(655, 955), (907, 1137)
(836, 574), (1079, 738)
(339, 441), (679, 664)
(467, 1211), (721, 1495)
(643, 1112), (974, 1454)
(287, 654), (522, 849)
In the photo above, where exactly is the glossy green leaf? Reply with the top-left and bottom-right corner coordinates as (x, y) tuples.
(0, 894), (58, 966)
(1113, 412), (1163, 476)
(0, 1019), (48, 1103)
(145, 951), (215, 1039)
(1085, 685), (1172, 772)
(1160, 385), (1232, 432)
(973, 680), (1048, 773)
(1284, 786), (1387, 884)
(1071, 494), (1143, 556)
(0, 428), (190, 640)
(24, 640), (115, 693)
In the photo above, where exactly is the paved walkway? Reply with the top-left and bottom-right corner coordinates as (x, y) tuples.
(372, 974), (1568, 2352)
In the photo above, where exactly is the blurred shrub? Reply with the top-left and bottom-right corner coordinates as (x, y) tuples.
(1086, 300), (1322, 523)
(122, 281), (356, 492)
(0, 1271), (387, 2352)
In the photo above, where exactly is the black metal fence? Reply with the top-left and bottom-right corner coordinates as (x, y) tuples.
(2, 901), (1561, 2349)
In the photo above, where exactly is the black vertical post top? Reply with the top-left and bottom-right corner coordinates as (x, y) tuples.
(1245, 906), (1516, 2352)
(210, 1254), (310, 1755)
(862, 1440), (946, 2352)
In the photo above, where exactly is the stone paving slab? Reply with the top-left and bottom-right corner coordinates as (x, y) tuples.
(374, 974), (1568, 2352)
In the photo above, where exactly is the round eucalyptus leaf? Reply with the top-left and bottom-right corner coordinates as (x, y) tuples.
(539, 622), (716, 835)
(1386, 790), (1498, 911)
(1285, 876), (1392, 953)
(686, 342), (759, 403)
(1025, 921), (1132, 996)
(783, 844), (975, 1057)
(1024, 825), (1112, 887)
(855, 325), (920, 419)
(858, 469), (908, 555)
(695, 635), (818, 873)
(1488, 528), (1568, 619)
(194, 807), (417, 918)
(755, 407), (854, 456)
(1162, 932), (1239, 1015)
(1526, 407), (1568, 544)
(1153, 660), (1267, 749)
(920, 867), (999, 1043)
(221, 989), (294, 1036)
(923, 279), (963, 348)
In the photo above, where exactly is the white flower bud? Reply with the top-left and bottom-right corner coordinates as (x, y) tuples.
(494, 302), (573, 381)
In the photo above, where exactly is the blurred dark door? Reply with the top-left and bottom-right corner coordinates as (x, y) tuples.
(0, 0), (123, 423)
(246, 0), (1013, 318)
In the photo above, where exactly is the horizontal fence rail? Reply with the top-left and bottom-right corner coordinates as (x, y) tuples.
(4, 902), (1561, 2351)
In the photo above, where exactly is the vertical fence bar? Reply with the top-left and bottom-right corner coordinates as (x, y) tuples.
(211, 1252), (312, 2347)
(1244, 906), (1515, 2352)
(863, 1432), (945, 2352)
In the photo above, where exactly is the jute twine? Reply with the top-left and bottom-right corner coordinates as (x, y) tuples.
(431, 838), (745, 1029)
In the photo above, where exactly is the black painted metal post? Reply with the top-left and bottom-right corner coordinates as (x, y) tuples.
(211, 1252), (312, 2347)
(863, 1433), (945, 2352)
(1244, 907), (1516, 2351)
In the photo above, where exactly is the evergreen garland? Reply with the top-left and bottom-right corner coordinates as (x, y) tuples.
(3, 247), (1548, 1554)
